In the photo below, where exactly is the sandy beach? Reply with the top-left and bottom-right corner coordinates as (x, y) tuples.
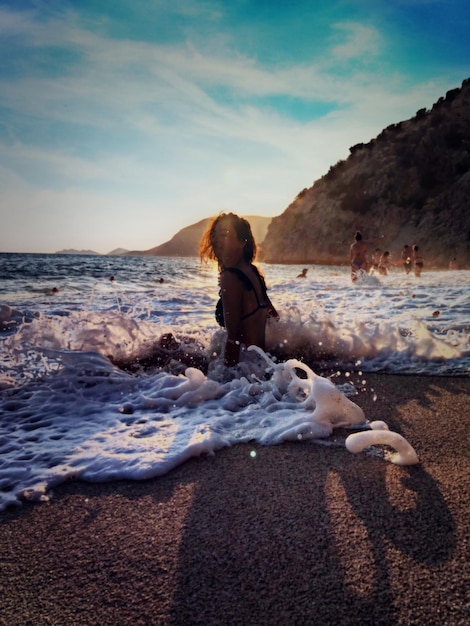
(1, 373), (469, 626)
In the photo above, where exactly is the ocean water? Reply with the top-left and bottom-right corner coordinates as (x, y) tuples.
(0, 253), (468, 510)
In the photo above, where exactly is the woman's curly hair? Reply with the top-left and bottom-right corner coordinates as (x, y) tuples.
(199, 212), (256, 268)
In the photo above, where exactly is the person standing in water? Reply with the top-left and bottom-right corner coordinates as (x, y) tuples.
(401, 244), (413, 274)
(378, 250), (391, 275)
(370, 248), (382, 273)
(349, 231), (385, 278)
(199, 212), (278, 367)
(412, 244), (424, 277)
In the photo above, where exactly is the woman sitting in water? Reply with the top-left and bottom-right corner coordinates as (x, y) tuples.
(199, 212), (279, 367)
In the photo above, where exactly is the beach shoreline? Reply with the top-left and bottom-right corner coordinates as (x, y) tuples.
(1, 373), (469, 626)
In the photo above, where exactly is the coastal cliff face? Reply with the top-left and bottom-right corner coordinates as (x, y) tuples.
(261, 78), (470, 268)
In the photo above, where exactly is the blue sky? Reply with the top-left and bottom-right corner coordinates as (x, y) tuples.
(1, 0), (469, 253)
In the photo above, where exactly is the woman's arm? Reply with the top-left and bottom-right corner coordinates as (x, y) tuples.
(266, 295), (279, 320)
(220, 272), (244, 366)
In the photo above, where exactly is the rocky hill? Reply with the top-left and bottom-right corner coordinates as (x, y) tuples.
(126, 215), (273, 257)
(260, 78), (470, 268)
(107, 248), (129, 256)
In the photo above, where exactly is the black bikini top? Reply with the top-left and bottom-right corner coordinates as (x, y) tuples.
(215, 266), (268, 328)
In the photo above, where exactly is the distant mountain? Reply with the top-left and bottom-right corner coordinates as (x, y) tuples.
(125, 215), (273, 257)
(55, 249), (101, 256)
(107, 248), (129, 256)
(261, 77), (470, 268)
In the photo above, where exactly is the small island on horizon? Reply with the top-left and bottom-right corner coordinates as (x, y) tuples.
(55, 247), (130, 256)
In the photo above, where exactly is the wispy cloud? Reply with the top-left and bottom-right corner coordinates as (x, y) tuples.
(329, 22), (382, 60)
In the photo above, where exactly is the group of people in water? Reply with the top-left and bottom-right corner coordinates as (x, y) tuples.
(349, 231), (425, 280)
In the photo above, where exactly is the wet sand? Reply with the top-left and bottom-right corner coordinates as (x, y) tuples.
(0, 374), (469, 625)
